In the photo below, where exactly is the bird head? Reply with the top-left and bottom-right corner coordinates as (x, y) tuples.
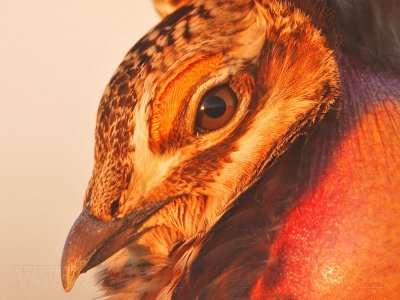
(61, 0), (339, 292)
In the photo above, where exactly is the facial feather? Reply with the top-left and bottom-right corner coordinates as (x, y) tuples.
(93, 0), (338, 263)
(64, 0), (340, 297)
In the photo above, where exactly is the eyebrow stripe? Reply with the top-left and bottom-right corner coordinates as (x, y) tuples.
(150, 53), (223, 152)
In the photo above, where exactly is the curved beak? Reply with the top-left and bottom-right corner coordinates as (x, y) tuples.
(61, 198), (174, 292)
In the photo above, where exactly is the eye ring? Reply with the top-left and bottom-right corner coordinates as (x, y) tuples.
(195, 85), (238, 132)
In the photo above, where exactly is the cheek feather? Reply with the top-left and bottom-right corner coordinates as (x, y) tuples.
(136, 195), (208, 256)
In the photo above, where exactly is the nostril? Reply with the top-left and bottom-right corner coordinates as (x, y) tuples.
(110, 200), (120, 218)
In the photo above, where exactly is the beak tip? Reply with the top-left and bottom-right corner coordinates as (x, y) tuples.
(61, 264), (79, 292)
(62, 282), (73, 293)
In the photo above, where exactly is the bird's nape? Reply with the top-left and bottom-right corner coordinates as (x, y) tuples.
(61, 0), (400, 298)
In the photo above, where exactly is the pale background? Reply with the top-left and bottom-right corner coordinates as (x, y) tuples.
(0, 1), (158, 299)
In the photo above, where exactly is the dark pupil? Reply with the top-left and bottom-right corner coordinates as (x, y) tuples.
(202, 96), (226, 118)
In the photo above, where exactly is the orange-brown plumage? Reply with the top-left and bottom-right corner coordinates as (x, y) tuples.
(61, 0), (400, 298)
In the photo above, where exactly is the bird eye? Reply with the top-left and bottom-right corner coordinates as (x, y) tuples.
(196, 85), (238, 132)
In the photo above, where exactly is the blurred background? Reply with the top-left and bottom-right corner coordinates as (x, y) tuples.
(0, 1), (158, 299)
